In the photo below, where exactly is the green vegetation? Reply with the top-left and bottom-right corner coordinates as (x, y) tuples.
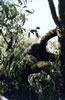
(0, 0), (64, 100)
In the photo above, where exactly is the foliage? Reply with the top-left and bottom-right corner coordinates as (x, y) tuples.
(0, 34), (33, 99)
(0, 36), (64, 100)
(0, 0), (64, 100)
(0, 0), (40, 100)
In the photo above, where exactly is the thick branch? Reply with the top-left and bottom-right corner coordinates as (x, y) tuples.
(48, 0), (61, 27)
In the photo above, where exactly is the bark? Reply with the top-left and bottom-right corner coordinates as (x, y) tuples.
(48, 0), (65, 92)
(48, 0), (61, 27)
(57, 1), (65, 91)
(57, 28), (65, 91)
(48, 0), (65, 67)
(58, 0), (65, 26)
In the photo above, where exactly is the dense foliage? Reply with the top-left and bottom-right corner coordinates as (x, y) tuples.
(0, 0), (64, 100)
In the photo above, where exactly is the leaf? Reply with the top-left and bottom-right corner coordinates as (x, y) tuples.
(35, 32), (39, 38)
(4, 4), (18, 20)
(36, 27), (40, 29)
(23, 5), (27, 8)
(4, 5), (9, 18)
(0, 29), (2, 33)
(28, 32), (30, 37)
(30, 29), (37, 34)
(18, 0), (23, 5)
(22, 14), (25, 25)
(9, 5), (18, 19)
(25, 10), (33, 14)
(23, 28), (26, 32)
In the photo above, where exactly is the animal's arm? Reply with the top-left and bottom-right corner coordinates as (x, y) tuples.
(40, 28), (57, 48)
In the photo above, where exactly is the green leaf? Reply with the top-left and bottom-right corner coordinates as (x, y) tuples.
(36, 27), (40, 29)
(30, 29), (37, 34)
(18, 0), (23, 5)
(25, 10), (33, 14)
(4, 4), (18, 20)
(28, 32), (30, 37)
(35, 32), (39, 38)
(0, 29), (2, 33)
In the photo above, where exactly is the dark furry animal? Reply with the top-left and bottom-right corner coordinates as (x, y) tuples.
(27, 43), (40, 60)
(27, 43), (56, 61)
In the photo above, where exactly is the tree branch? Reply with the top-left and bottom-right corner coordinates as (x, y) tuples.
(0, 29), (8, 44)
(58, 0), (65, 26)
(48, 0), (61, 27)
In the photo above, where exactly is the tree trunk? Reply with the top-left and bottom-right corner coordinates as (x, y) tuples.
(48, 0), (61, 27)
(57, 0), (65, 91)
(58, 0), (65, 26)
(48, 0), (65, 92)
(57, 28), (65, 91)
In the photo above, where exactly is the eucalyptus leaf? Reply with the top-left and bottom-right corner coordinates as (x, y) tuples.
(25, 10), (33, 14)
(36, 27), (40, 29)
(18, 0), (23, 5)
(28, 32), (30, 37)
(35, 32), (39, 38)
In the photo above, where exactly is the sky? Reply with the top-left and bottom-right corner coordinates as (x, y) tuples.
(24, 0), (58, 37)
